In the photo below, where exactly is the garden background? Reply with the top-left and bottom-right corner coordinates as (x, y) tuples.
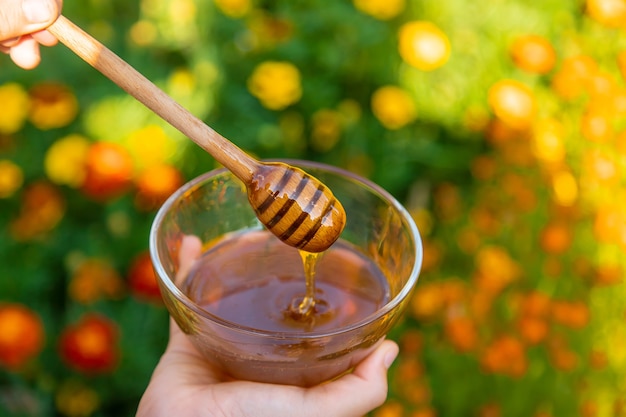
(2, 0), (626, 416)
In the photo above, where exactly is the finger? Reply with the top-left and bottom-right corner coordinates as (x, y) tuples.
(175, 234), (202, 284)
(166, 316), (196, 351)
(9, 35), (41, 69)
(168, 234), (202, 345)
(0, 0), (61, 41)
(304, 340), (399, 417)
(1, 36), (22, 47)
(32, 29), (58, 46)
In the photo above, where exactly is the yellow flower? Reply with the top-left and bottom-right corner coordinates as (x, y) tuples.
(247, 61), (302, 110)
(371, 85), (417, 129)
(129, 20), (158, 46)
(398, 21), (451, 71)
(310, 109), (342, 152)
(551, 170), (578, 207)
(0, 160), (24, 198)
(123, 125), (177, 171)
(214, 0), (252, 18)
(44, 135), (91, 187)
(353, 0), (405, 20)
(531, 119), (565, 164)
(0, 83), (30, 135)
(29, 83), (79, 130)
(169, 0), (196, 25)
(55, 381), (100, 417)
(247, 11), (294, 49)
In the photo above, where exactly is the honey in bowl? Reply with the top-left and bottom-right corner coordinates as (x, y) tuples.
(182, 229), (390, 333)
(150, 160), (422, 387)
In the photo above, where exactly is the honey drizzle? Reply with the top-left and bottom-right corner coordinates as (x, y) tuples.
(297, 250), (321, 317)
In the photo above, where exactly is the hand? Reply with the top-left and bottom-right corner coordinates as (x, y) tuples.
(0, 0), (63, 69)
(136, 235), (400, 417)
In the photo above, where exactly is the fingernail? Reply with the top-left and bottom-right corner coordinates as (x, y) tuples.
(383, 347), (399, 369)
(22, 0), (55, 23)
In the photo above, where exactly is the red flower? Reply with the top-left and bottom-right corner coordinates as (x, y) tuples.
(81, 142), (133, 201)
(128, 251), (162, 302)
(0, 303), (45, 369)
(59, 314), (118, 373)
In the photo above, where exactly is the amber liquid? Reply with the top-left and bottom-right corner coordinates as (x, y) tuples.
(182, 229), (390, 332)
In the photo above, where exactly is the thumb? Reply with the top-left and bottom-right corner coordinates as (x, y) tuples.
(305, 340), (399, 417)
(0, 0), (61, 41)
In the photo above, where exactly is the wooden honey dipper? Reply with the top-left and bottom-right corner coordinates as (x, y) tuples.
(48, 16), (345, 253)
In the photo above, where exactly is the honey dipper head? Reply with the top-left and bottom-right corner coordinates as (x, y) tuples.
(247, 162), (346, 253)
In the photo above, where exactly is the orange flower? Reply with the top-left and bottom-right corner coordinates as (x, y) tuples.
(0, 303), (44, 369)
(59, 314), (118, 373)
(81, 142), (134, 201)
(485, 117), (531, 146)
(502, 173), (537, 211)
(400, 329), (423, 354)
(589, 350), (608, 369)
(395, 356), (424, 381)
(509, 34), (556, 74)
(128, 251), (162, 302)
(10, 181), (65, 241)
(134, 163), (184, 211)
(411, 407), (437, 417)
(519, 291), (552, 317)
(593, 263), (622, 286)
(550, 55), (598, 101)
(582, 149), (619, 184)
(593, 205), (626, 244)
(548, 336), (579, 371)
(580, 109), (614, 143)
(550, 169), (578, 207)
(585, 0), (626, 28)
(481, 335), (528, 377)
(247, 12), (294, 49)
(410, 281), (446, 320)
(68, 259), (125, 304)
(373, 401), (404, 417)
(478, 403), (502, 417)
(433, 182), (461, 222)
(400, 380), (432, 406)
(550, 300), (590, 329)
(420, 239), (443, 272)
(517, 316), (549, 345)
(473, 246), (520, 295)
(471, 155), (497, 181)
(469, 206), (501, 236)
(531, 118), (566, 165)
(488, 79), (535, 129)
(540, 222), (573, 255)
(445, 315), (478, 352)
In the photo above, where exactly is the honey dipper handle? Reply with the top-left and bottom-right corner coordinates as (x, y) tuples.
(48, 15), (256, 181)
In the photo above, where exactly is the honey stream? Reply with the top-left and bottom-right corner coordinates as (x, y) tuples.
(287, 250), (327, 323)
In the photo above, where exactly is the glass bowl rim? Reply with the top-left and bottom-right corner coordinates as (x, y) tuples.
(149, 159), (423, 339)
